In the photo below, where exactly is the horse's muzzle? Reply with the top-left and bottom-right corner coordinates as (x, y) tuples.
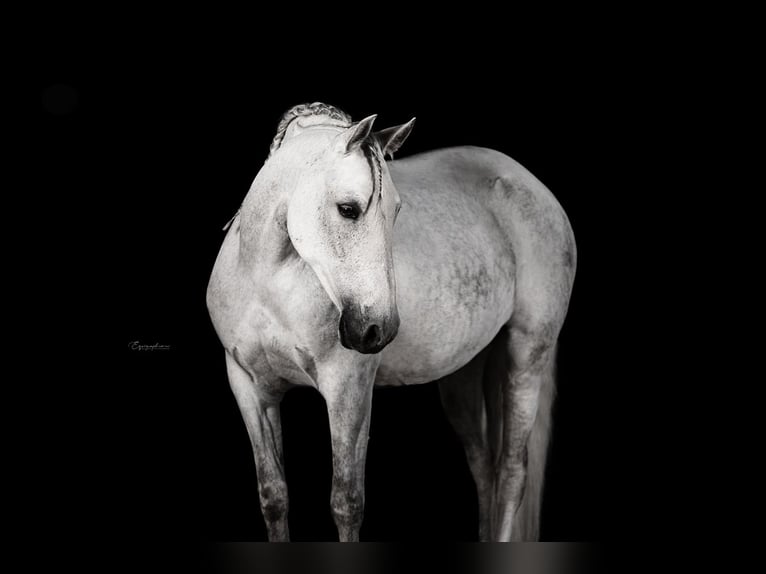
(338, 307), (399, 354)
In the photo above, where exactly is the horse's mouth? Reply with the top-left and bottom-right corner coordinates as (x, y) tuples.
(338, 312), (397, 355)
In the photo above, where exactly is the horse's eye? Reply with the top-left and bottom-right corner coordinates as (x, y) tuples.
(337, 203), (360, 220)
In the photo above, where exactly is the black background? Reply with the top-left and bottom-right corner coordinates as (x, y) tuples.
(32, 38), (668, 543)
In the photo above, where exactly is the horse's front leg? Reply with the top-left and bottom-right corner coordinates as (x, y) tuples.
(319, 357), (377, 542)
(225, 351), (289, 541)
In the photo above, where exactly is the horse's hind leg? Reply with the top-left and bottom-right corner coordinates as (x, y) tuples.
(225, 352), (289, 541)
(438, 347), (494, 541)
(491, 323), (557, 541)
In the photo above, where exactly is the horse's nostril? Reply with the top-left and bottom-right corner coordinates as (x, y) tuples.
(362, 323), (380, 347)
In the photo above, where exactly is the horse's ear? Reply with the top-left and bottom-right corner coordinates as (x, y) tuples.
(375, 118), (416, 159)
(343, 114), (378, 153)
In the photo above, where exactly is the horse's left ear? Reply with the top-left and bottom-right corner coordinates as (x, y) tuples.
(344, 114), (378, 153)
(375, 118), (416, 159)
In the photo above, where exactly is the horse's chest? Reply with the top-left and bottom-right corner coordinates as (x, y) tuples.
(234, 280), (336, 387)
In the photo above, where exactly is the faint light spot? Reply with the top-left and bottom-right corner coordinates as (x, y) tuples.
(42, 84), (79, 115)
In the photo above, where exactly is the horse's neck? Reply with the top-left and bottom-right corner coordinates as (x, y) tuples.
(239, 189), (287, 268)
(238, 129), (336, 268)
(238, 158), (302, 269)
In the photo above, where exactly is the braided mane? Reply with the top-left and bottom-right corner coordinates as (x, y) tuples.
(268, 102), (384, 202)
(223, 103), (383, 232)
(268, 102), (353, 158)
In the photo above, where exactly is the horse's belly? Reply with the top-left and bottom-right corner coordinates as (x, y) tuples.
(376, 302), (512, 386)
(376, 239), (515, 386)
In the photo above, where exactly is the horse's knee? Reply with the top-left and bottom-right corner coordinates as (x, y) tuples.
(330, 481), (364, 527)
(258, 480), (289, 523)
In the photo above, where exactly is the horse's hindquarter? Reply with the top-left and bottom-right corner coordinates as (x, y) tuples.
(377, 147), (576, 386)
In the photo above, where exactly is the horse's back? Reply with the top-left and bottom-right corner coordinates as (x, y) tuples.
(394, 146), (576, 327)
(377, 147), (575, 385)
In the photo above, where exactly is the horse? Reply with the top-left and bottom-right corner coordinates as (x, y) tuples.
(206, 102), (576, 541)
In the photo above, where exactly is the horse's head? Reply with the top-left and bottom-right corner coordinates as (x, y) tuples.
(284, 112), (415, 354)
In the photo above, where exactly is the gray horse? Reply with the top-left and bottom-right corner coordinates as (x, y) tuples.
(207, 103), (576, 541)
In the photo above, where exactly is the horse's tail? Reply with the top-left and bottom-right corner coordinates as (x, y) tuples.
(511, 344), (557, 541)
